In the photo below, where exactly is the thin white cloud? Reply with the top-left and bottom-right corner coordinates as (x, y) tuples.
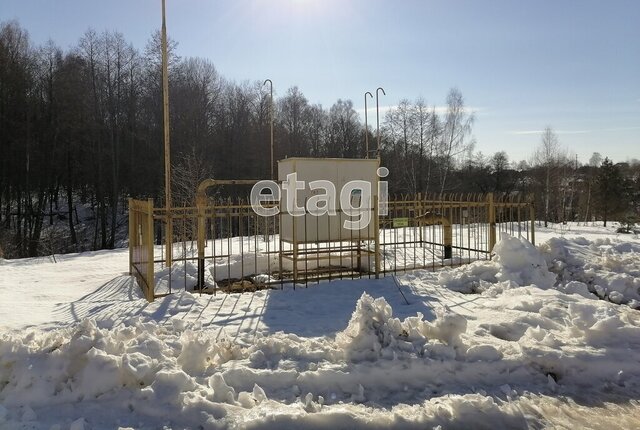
(557, 130), (592, 135)
(507, 126), (640, 136)
(356, 105), (482, 119)
(508, 130), (544, 135)
(601, 126), (640, 132)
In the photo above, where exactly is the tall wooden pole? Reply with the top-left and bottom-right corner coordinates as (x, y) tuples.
(375, 87), (386, 158)
(263, 79), (274, 179)
(364, 91), (373, 158)
(162, 0), (172, 266)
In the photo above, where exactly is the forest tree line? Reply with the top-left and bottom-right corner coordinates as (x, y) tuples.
(1, 20), (639, 257)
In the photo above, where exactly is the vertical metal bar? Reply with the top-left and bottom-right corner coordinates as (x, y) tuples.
(254, 209), (258, 288)
(393, 198), (398, 275)
(146, 198), (155, 302)
(304, 197), (308, 288)
(278, 209), (283, 289)
(351, 197), (356, 280)
(316, 208), (320, 284)
(402, 196), (406, 273)
(510, 200), (514, 236)
(197, 191), (206, 291)
(413, 195), (418, 271)
(467, 199), (471, 262)
(327, 206), (331, 282)
(182, 202), (186, 293)
(374, 195), (380, 278)
(459, 197), (464, 260)
(530, 195), (536, 245)
(292, 206), (297, 289)
(212, 204), (217, 296)
(488, 193), (496, 254)
(239, 199), (245, 288)
(266, 211), (271, 288)
(518, 204), (522, 238)
(339, 203), (343, 280)
(227, 198), (232, 289)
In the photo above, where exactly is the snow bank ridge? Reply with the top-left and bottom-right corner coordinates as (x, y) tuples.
(336, 292), (467, 362)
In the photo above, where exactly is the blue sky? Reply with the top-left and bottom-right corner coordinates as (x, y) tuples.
(2, 0), (639, 163)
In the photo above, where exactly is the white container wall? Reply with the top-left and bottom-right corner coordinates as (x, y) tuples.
(278, 158), (379, 243)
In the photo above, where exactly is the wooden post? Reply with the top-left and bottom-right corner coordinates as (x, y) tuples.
(146, 198), (155, 302)
(488, 193), (496, 254)
(443, 222), (453, 259)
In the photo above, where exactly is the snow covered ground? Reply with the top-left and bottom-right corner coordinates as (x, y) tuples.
(1, 222), (639, 429)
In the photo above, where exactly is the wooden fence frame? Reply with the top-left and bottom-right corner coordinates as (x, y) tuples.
(128, 198), (155, 301)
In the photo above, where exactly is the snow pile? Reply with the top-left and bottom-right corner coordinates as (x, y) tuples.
(3, 289), (640, 428)
(436, 233), (556, 294)
(336, 293), (466, 361)
(155, 261), (199, 294)
(437, 233), (640, 308)
(512, 290), (640, 386)
(492, 234), (557, 289)
(0, 302), (485, 429)
(541, 237), (640, 306)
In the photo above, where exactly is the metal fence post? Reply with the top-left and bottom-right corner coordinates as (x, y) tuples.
(529, 194), (536, 245)
(488, 193), (496, 253)
(146, 198), (155, 302)
(374, 195), (380, 278)
(196, 193), (206, 290)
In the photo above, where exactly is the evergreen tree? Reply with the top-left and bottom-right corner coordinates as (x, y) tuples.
(595, 157), (624, 227)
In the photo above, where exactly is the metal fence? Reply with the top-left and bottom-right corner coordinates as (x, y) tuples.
(128, 192), (535, 302)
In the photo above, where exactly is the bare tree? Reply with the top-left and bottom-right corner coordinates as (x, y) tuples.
(385, 99), (415, 157)
(326, 99), (360, 158)
(437, 88), (475, 195)
(412, 98), (432, 193)
(533, 126), (563, 227)
(582, 152), (601, 223)
(490, 151), (510, 193)
(278, 86), (308, 157)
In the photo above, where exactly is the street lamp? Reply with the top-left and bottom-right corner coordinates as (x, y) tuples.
(161, 0), (172, 266)
(263, 79), (274, 179)
(376, 87), (386, 158)
(364, 91), (373, 158)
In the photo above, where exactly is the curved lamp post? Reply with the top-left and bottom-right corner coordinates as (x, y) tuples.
(375, 87), (386, 158)
(263, 79), (274, 179)
(364, 91), (373, 158)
